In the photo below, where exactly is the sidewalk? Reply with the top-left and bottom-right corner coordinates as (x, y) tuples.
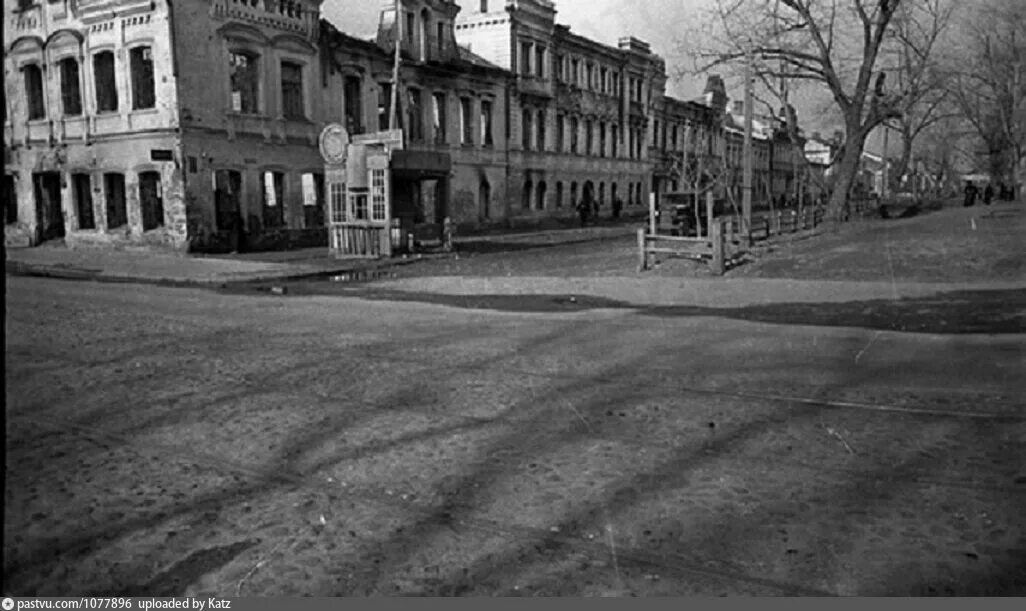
(3, 223), (638, 285)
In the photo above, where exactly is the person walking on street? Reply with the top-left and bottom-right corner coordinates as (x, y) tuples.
(983, 183), (994, 206)
(612, 197), (623, 220)
(964, 181), (978, 208)
(575, 197), (590, 227)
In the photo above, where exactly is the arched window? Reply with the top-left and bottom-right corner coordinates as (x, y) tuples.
(555, 181), (563, 208)
(599, 182), (605, 206)
(522, 179), (533, 210)
(570, 181), (578, 207)
(536, 181), (547, 211)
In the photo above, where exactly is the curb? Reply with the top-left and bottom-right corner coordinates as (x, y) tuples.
(4, 256), (424, 288)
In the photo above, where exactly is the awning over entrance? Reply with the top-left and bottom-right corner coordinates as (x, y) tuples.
(390, 150), (452, 176)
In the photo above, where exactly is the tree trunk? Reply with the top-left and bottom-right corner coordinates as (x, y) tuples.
(893, 125), (914, 192)
(825, 129), (869, 224)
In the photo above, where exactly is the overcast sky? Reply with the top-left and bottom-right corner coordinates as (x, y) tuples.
(320, 0), (840, 135)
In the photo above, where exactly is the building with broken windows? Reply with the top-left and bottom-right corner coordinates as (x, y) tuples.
(5, 0), (185, 249)
(4, 0), (330, 252)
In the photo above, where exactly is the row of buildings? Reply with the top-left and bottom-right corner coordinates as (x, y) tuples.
(4, 0), (813, 252)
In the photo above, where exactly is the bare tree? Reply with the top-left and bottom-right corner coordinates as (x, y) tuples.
(947, 0), (1026, 195)
(884, 0), (957, 192)
(696, 0), (920, 222)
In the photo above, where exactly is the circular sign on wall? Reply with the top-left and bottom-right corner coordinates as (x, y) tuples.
(319, 123), (350, 165)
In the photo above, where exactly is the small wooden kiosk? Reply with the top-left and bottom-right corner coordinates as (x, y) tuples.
(320, 124), (404, 258)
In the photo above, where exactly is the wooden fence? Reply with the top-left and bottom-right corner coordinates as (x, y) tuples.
(638, 205), (827, 275)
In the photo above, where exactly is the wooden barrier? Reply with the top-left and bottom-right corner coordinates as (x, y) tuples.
(637, 204), (829, 276)
(637, 228), (718, 273)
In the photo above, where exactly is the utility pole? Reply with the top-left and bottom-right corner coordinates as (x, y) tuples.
(389, 0), (402, 131)
(882, 124), (889, 198)
(742, 49), (754, 239)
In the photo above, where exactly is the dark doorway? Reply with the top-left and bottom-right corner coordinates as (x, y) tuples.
(214, 170), (244, 251)
(139, 171), (164, 230)
(33, 172), (65, 242)
(104, 173), (128, 229)
(479, 178), (491, 220)
(4, 174), (17, 226)
(72, 173), (95, 230)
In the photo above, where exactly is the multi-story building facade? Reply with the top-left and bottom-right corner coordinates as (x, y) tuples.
(5, 0), (186, 249)
(455, 0), (664, 221)
(5, 0), (818, 252)
(4, 0), (330, 252)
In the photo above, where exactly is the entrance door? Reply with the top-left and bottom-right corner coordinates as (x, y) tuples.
(214, 170), (243, 251)
(33, 172), (64, 242)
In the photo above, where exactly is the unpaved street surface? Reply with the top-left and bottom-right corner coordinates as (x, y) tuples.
(5, 270), (1025, 596)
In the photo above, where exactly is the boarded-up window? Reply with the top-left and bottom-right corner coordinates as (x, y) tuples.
(24, 64), (45, 120)
(93, 52), (118, 112)
(4, 175), (17, 225)
(480, 100), (493, 146)
(281, 61), (304, 119)
(59, 58), (82, 117)
(130, 46), (155, 110)
(432, 92), (446, 144)
(73, 173), (95, 230)
(104, 173), (127, 229)
(302, 172), (325, 228)
(229, 51), (260, 114)
(460, 97), (472, 145)
(344, 76), (363, 134)
(263, 171), (285, 228)
(139, 171), (164, 230)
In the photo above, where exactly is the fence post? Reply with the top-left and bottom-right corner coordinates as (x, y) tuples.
(710, 218), (724, 276)
(637, 227), (648, 271)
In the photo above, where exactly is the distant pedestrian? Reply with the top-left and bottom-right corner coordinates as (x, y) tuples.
(575, 198), (590, 227)
(612, 197), (623, 220)
(983, 184), (994, 206)
(963, 181), (978, 208)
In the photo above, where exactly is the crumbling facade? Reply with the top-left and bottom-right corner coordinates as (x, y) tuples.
(5, 0), (186, 249)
